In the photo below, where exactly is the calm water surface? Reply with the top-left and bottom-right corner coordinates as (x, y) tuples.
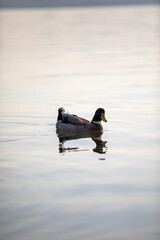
(0, 4), (160, 240)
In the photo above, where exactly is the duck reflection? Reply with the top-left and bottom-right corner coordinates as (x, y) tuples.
(57, 131), (108, 156)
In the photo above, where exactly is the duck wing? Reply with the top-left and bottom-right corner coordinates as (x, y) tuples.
(62, 113), (83, 125)
(62, 114), (90, 125)
(73, 115), (90, 124)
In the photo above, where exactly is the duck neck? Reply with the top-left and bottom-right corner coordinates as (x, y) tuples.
(92, 121), (101, 124)
(91, 115), (101, 123)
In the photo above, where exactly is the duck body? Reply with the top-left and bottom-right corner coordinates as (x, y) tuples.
(56, 107), (107, 133)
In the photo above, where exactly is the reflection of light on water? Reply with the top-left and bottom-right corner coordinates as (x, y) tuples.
(99, 158), (106, 161)
(59, 146), (89, 153)
(0, 4), (159, 240)
(57, 131), (108, 158)
(92, 137), (108, 155)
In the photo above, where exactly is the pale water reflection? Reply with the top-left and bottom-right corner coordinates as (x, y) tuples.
(0, 2), (160, 240)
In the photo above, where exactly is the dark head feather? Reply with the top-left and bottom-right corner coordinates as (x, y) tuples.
(91, 108), (107, 122)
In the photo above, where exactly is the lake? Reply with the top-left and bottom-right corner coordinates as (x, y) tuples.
(0, 3), (160, 240)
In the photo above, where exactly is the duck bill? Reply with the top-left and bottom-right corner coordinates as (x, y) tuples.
(101, 113), (107, 122)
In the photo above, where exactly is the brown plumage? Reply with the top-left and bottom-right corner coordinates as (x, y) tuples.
(56, 107), (107, 133)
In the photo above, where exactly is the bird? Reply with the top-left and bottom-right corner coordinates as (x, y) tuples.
(56, 107), (107, 133)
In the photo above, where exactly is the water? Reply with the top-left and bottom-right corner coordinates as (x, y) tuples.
(0, 4), (160, 240)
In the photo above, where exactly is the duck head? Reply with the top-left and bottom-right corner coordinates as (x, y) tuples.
(91, 108), (107, 123)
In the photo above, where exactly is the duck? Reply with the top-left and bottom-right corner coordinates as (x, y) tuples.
(56, 107), (107, 133)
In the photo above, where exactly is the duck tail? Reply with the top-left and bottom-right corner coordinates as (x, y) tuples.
(57, 107), (65, 121)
